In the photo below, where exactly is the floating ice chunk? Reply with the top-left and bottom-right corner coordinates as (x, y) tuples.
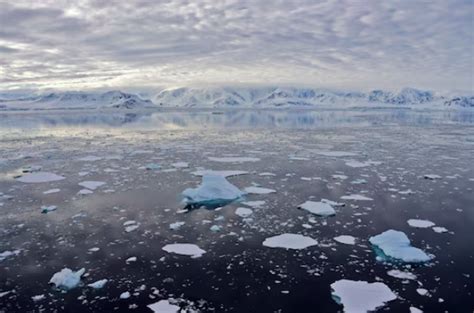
(22, 165), (42, 173)
(120, 291), (131, 299)
(334, 235), (356, 245)
(424, 174), (441, 180)
(41, 205), (57, 214)
(369, 230), (432, 263)
(77, 156), (102, 162)
(49, 268), (85, 290)
(145, 163), (161, 170)
(244, 186), (276, 194)
(289, 156), (309, 161)
(16, 172), (65, 183)
(407, 219), (435, 228)
(416, 288), (428, 296)
(162, 244), (206, 257)
(0, 290), (12, 298)
(169, 221), (185, 230)
(298, 201), (336, 217)
(88, 247), (100, 252)
(410, 307), (423, 313)
(332, 174), (348, 180)
(78, 189), (94, 195)
(43, 188), (60, 194)
(259, 172), (276, 176)
(262, 233), (317, 249)
(78, 181), (105, 190)
(387, 270), (417, 280)
(316, 151), (358, 157)
(182, 175), (244, 205)
(345, 160), (381, 168)
(147, 299), (180, 313)
(192, 170), (248, 177)
(126, 256), (137, 263)
(321, 199), (345, 207)
(32, 294), (45, 301)
(124, 221), (140, 233)
(88, 279), (108, 289)
(210, 225), (222, 232)
(0, 250), (20, 262)
(171, 162), (189, 168)
(208, 156), (260, 163)
(433, 226), (448, 233)
(235, 207), (253, 217)
(340, 194), (373, 201)
(330, 279), (396, 313)
(241, 200), (265, 208)
(350, 178), (367, 185)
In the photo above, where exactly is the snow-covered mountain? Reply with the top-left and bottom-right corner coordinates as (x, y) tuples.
(0, 91), (153, 110)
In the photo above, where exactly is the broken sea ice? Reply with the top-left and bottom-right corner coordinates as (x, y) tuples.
(262, 233), (318, 249)
(147, 299), (180, 313)
(182, 175), (244, 206)
(331, 279), (396, 313)
(369, 229), (432, 263)
(298, 201), (336, 217)
(49, 268), (85, 290)
(16, 172), (65, 183)
(162, 244), (206, 257)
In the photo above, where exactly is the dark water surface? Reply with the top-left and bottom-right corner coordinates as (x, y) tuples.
(0, 109), (473, 312)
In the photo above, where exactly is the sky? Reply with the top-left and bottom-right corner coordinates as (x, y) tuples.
(0, 0), (473, 92)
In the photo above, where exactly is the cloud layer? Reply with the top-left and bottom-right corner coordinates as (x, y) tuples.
(0, 0), (472, 91)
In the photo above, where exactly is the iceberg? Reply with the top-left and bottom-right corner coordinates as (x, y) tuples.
(49, 268), (85, 290)
(331, 279), (396, 313)
(262, 233), (318, 249)
(369, 230), (432, 263)
(298, 201), (336, 217)
(182, 175), (244, 206)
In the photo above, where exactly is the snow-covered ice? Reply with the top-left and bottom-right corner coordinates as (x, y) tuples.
(191, 170), (248, 177)
(433, 226), (448, 233)
(369, 230), (432, 263)
(244, 186), (276, 194)
(49, 268), (85, 290)
(340, 194), (373, 201)
(407, 219), (435, 228)
(120, 291), (131, 299)
(182, 175), (244, 205)
(330, 279), (396, 313)
(16, 172), (65, 183)
(298, 201), (336, 217)
(0, 250), (20, 262)
(235, 207), (253, 217)
(162, 244), (206, 257)
(334, 235), (356, 245)
(262, 233), (318, 249)
(43, 188), (60, 194)
(147, 299), (180, 313)
(208, 156), (260, 163)
(387, 270), (417, 280)
(78, 181), (106, 190)
(87, 279), (108, 289)
(169, 221), (185, 230)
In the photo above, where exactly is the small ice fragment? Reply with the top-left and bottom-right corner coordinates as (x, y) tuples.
(49, 268), (85, 290)
(78, 181), (105, 190)
(407, 219), (435, 228)
(210, 225), (222, 232)
(334, 235), (356, 245)
(332, 174), (348, 180)
(241, 200), (265, 208)
(120, 291), (131, 299)
(244, 186), (276, 194)
(88, 279), (108, 289)
(410, 307), (423, 313)
(369, 229), (432, 263)
(171, 162), (189, 168)
(235, 207), (253, 217)
(262, 233), (317, 249)
(77, 156), (102, 162)
(340, 194), (373, 201)
(78, 189), (94, 195)
(41, 205), (57, 214)
(316, 151), (357, 157)
(424, 174), (441, 180)
(126, 257), (137, 263)
(387, 270), (417, 280)
(32, 294), (45, 301)
(0, 250), (20, 262)
(43, 188), (60, 194)
(208, 156), (260, 163)
(330, 279), (396, 313)
(145, 163), (161, 170)
(298, 201), (336, 217)
(16, 172), (65, 183)
(147, 299), (180, 313)
(416, 288), (428, 296)
(182, 175), (244, 205)
(88, 247), (100, 252)
(191, 170), (248, 177)
(169, 221), (185, 230)
(433, 226), (448, 233)
(259, 172), (276, 176)
(125, 224), (139, 233)
(321, 199), (345, 207)
(162, 243), (206, 257)
(345, 160), (381, 168)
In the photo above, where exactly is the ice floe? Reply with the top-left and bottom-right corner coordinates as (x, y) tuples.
(182, 175), (244, 205)
(433, 226), (448, 233)
(191, 170), (248, 177)
(171, 162), (189, 168)
(77, 155), (102, 162)
(387, 270), (417, 280)
(87, 279), (108, 289)
(369, 230), (432, 263)
(147, 299), (180, 313)
(345, 160), (381, 168)
(407, 219), (435, 228)
(0, 250), (20, 262)
(424, 174), (441, 180)
(262, 233), (318, 249)
(32, 294), (45, 301)
(330, 279), (396, 313)
(49, 268), (85, 290)
(298, 201), (336, 217)
(78, 181), (106, 190)
(16, 172), (65, 183)
(120, 291), (131, 299)
(244, 186), (276, 194)
(123, 220), (140, 233)
(316, 151), (358, 157)
(43, 188), (60, 194)
(334, 235), (356, 245)
(208, 156), (260, 163)
(169, 221), (185, 230)
(235, 207), (253, 217)
(41, 205), (57, 214)
(340, 194), (373, 201)
(241, 200), (265, 208)
(162, 244), (206, 257)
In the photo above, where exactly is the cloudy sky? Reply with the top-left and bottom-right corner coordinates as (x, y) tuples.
(0, 0), (472, 92)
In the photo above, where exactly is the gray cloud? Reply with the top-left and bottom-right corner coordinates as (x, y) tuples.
(0, 0), (472, 91)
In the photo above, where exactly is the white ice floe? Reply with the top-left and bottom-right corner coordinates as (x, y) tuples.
(77, 155), (102, 162)
(330, 279), (396, 313)
(88, 247), (100, 252)
(334, 235), (356, 245)
(49, 268), (85, 290)
(192, 170), (248, 177)
(244, 186), (276, 194)
(32, 294), (45, 301)
(259, 172), (276, 176)
(41, 205), (57, 214)
(162, 244), (206, 257)
(171, 162), (189, 168)
(241, 200), (265, 208)
(182, 175), (244, 204)
(126, 256), (137, 263)
(235, 207), (253, 217)
(410, 307), (423, 313)
(210, 225), (222, 232)
(387, 270), (417, 280)
(298, 201), (336, 217)
(208, 156), (260, 163)
(321, 199), (345, 207)
(416, 288), (429, 296)
(16, 172), (65, 183)
(345, 160), (381, 168)
(0, 250), (20, 262)
(87, 279), (108, 289)
(147, 299), (180, 313)
(340, 194), (373, 201)
(424, 174), (441, 180)
(78, 189), (94, 195)
(407, 219), (435, 228)
(145, 163), (161, 170)
(369, 229), (432, 263)
(169, 221), (185, 230)
(316, 151), (358, 157)
(78, 181), (106, 190)
(123, 221), (140, 233)
(433, 226), (448, 233)
(120, 291), (131, 299)
(262, 233), (318, 249)
(43, 188), (60, 194)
